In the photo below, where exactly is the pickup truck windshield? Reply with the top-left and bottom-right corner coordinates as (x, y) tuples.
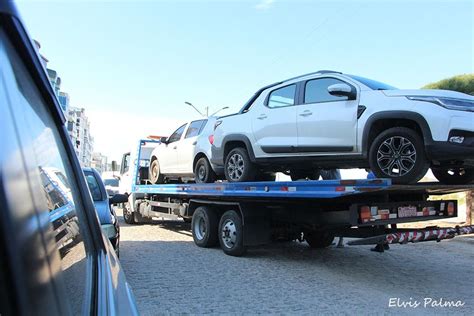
(347, 75), (398, 90)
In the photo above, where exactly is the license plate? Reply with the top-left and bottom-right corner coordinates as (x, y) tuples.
(398, 206), (417, 218)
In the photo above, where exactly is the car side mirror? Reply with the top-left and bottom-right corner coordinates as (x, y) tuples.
(111, 160), (117, 171)
(109, 193), (128, 205)
(160, 137), (168, 144)
(328, 83), (356, 100)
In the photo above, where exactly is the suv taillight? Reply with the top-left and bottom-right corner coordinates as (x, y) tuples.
(208, 135), (214, 145)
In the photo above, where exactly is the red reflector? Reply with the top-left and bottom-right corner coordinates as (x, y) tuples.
(335, 186), (345, 192)
(447, 202), (455, 216)
(360, 206), (371, 222)
(208, 135), (214, 145)
(280, 186), (289, 191)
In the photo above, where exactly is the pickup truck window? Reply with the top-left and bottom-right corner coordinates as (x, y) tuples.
(267, 84), (296, 108)
(304, 78), (349, 103)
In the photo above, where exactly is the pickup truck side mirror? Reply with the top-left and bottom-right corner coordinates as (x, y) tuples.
(109, 193), (128, 205)
(328, 83), (356, 100)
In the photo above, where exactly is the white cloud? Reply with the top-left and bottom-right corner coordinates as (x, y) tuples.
(255, 0), (275, 10)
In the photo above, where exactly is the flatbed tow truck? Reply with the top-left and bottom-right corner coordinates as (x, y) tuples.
(123, 139), (474, 256)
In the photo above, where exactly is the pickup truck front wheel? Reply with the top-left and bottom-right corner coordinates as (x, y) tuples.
(224, 147), (256, 182)
(432, 167), (474, 185)
(369, 127), (429, 184)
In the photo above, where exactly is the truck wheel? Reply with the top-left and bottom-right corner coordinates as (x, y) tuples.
(123, 203), (136, 224)
(432, 167), (474, 185)
(305, 230), (335, 248)
(218, 210), (246, 256)
(290, 169), (320, 181)
(149, 159), (164, 184)
(369, 127), (429, 184)
(194, 157), (217, 183)
(192, 206), (218, 247)
(224, 147), (256, 182)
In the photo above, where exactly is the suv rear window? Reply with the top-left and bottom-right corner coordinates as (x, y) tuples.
(185, 119), (207, 138)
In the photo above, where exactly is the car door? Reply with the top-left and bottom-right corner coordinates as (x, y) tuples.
(177, 119), (207, 173)
(0, 20), (137, 315)
(160, 123), (187, 173)
(251, 84), (298, 156)
(296, 77), (358, 153)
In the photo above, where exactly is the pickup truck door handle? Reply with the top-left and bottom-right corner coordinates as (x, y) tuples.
(257, 114), (267, 120)
(192, 141), (197, 145)
(299, 111), (312, 117)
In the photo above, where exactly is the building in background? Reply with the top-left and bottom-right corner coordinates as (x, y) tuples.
(91, 152), (108, 174)
(35, 40), (95, 167)
(67, 107), (94, 167)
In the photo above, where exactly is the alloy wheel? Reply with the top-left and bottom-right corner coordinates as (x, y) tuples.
(227, 153), (245, 181)
(377, 136), (416, 177)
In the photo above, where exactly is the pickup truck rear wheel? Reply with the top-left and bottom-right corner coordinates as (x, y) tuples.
(369, 127), (429, 184)
(305, 230), (335, 248)
(218, 210), (246, 256)
(194, 157), (217, 183)
(224, 147), (256, 182)
(192, 206), (218, 247)
(149, 159), (164, 184)
(432, 167), (474, 185)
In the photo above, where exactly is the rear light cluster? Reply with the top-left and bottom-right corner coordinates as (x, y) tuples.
(359, 202), (455, 223)
(208, 135), (214, 145)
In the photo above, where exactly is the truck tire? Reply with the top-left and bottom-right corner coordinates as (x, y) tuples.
(218, 210), (246, 256)
(432, 167), (474, 185)
(305, 230), (335, 248)
(192, 206), (218, 247)
(149, 158), (164, 184)
(369, 127), (429, 184)
(123, 203), (136, 224)
(194, 157), (217, 183)
(224, 147), (256, 182)
(290, 169), (320, 181)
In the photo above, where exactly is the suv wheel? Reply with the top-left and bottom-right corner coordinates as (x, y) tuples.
(432, 167), (474, 185)
(194, 157), (217, 183)
(149, 159), (164, 184)
(369, 127), (429, 184)
(224, 147), (256, 182)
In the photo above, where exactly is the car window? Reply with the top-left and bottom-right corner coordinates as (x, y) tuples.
(1, 29), (93, 314)
(267, 84), (296, 108)
(168, 123), (187, 143)
(104, 178), (119, 187)
(84, 171), (103, 201)
(185, 119), (207, 139)
(304, 78), (350, 103)
(121, 152), (130, 174)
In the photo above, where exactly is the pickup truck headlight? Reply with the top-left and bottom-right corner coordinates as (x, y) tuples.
(407, 96), (474, 112)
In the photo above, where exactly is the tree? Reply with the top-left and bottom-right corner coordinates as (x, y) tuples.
(423, 73), (474, 95)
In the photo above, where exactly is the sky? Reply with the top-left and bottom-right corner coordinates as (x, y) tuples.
(17, 0), (474, 162)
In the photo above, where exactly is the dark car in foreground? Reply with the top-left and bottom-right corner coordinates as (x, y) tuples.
(0, 1), (138, 314)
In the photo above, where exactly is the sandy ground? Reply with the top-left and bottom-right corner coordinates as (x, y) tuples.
(116, 209), (473, 315)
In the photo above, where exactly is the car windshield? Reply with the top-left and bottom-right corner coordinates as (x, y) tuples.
(84, 171), (104, 201)
(104, 178), (119, 187)
(347, 75), (398, 90)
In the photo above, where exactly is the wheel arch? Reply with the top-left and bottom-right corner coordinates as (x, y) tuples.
(222, 134), (256, 162)
(362, 111), (433, 157)
(192, 152), (209, 170)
